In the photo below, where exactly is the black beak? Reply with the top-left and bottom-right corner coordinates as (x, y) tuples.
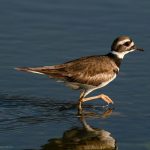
(136, 47), (144, 51)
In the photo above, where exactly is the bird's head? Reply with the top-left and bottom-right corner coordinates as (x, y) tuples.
(111, 36), (144, 59)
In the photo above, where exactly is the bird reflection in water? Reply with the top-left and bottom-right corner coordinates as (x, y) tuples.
(41, 109), (117, 150)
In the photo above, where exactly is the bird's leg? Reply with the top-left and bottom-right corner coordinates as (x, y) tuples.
(78, 93), (113, 115)
(82, 94), (114, 104)
(78, 91), (85, 115)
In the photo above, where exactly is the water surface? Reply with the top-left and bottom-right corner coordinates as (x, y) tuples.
(0, 0), (150, 149)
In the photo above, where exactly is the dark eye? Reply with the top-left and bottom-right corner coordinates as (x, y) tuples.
(124, 41), (130, 46)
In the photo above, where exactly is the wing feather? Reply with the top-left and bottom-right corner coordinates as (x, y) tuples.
(63, 56), (118, 86)
(16, 55), (118, 86)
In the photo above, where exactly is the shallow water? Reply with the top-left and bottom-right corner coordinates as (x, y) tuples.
(0, 0), (150, 150)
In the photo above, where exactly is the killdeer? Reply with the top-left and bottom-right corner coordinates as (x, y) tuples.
(16, 36), (144, 114)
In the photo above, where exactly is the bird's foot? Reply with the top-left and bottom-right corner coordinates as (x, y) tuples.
(98, 94), (114, 105)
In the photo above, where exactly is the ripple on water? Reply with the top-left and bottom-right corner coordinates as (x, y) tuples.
(0, 94), (118, 132)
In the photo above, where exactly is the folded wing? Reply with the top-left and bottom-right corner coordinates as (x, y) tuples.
(16, 55), (117, 86)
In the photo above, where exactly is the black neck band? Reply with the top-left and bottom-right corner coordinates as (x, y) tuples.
(106, 53), (122, 68)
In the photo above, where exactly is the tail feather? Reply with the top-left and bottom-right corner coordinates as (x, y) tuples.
(15, 66), (68, 79)
(15, 67), (45, 75)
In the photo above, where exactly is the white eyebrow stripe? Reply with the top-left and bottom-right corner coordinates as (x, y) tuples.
(129, 41), (134, 48)
(117, 39), (130, 45)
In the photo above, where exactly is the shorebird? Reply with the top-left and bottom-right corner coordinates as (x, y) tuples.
(16, 36), (143, 114)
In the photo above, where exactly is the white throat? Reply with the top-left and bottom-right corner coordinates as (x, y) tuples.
(111, 49), (135, 59)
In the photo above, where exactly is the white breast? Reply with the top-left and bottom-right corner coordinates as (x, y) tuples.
(84, 74), (117, 97)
